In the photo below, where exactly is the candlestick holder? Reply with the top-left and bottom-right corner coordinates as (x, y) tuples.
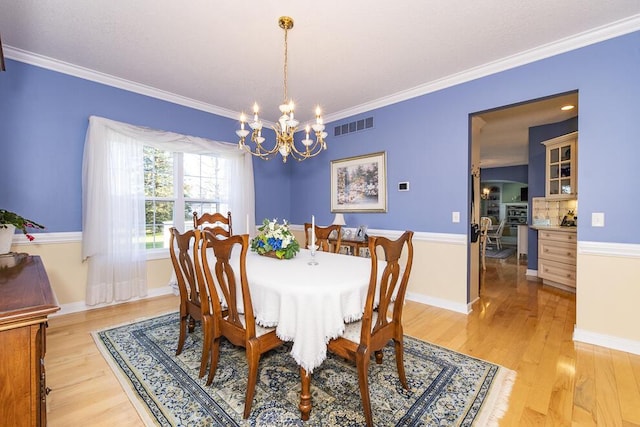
(308, 246), (319, 265)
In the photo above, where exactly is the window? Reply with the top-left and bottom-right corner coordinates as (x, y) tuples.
(83, 116), (254, 306)
(144, 148), (230, 250)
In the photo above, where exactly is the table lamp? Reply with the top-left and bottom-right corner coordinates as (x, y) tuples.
(332, 213), (346, 226)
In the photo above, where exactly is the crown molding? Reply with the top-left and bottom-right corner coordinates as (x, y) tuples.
(5, 14), (640, 125)
(323, 14), (640, 123)
(4, 46), (240, 121)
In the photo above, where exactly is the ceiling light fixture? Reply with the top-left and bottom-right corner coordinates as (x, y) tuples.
(560, 105), (575, 111)
(236, 16), (327, 163)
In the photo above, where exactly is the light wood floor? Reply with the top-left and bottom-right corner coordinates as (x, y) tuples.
(45, 255), (640, 426)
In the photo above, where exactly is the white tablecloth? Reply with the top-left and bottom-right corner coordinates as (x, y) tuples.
(170, 247), (379, 373)
(244, 249), (375, 373)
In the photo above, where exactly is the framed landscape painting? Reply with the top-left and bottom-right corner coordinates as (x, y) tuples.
(331, 151), (387, 213)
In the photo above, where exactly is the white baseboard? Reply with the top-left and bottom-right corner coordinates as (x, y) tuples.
(52, 286), (176, 317)
(573, 327), (640, 356)
(406, 292), (470, 314)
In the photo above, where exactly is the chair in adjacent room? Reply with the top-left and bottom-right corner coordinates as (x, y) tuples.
(487, 217), (506, 251)
(169, 228), (203, 358)
(193, 210), (233, 239)
(326, 230), (414, 427)
(480, 216), (492, 270)
(195, 231), (284, 419)
(304, 223), (342, 253)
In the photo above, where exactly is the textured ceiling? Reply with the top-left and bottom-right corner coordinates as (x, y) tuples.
(1, 1), (638, 166)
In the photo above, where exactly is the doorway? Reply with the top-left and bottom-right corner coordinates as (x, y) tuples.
(469, 91), (579, 299)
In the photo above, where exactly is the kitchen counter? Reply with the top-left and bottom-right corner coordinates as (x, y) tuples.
(530, 224), (576, 233)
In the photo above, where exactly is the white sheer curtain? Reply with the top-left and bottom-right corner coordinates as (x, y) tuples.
(82, 115), (255, 306)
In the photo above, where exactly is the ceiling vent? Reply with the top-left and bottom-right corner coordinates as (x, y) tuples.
(334, 117), (374, 137)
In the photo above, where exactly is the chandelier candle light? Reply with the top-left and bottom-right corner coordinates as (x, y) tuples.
(236, 16), (328, 163)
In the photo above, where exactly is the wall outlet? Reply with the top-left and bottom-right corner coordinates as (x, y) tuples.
(452, 211), (460, 223)
(592, 212), (605, 227)
(398, 182), (409, 191)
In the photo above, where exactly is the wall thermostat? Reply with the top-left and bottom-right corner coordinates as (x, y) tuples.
(398, 182), (409, 191)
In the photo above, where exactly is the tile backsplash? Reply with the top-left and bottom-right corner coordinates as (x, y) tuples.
(531, 197), (578, 226)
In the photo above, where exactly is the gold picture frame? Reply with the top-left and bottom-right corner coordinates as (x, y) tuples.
(330, 151), (387, 213)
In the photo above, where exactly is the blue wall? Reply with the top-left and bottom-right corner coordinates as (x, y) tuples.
(1, 30), (640, 247)
(287, 31), (640, 244)
(0, 60), (238, 232)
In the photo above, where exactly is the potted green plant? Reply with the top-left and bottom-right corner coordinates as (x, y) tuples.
(0, 209), (45, 253)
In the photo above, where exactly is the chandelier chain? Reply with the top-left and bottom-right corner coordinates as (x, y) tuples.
(283, 26), (288, 103)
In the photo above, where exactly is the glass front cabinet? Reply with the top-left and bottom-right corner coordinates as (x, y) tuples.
(542, 132), (577, 199)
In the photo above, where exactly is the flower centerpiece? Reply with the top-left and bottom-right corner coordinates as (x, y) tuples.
(250, 218), (300, 259)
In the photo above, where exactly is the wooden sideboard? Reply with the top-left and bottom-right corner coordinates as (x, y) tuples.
(329, 237), (370, 257)
(0, 255), (59, 426)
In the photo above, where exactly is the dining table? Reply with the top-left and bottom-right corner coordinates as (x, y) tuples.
(238, 247), (381, 420)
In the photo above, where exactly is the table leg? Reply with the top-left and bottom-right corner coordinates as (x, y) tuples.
(299, 366), (312, 420)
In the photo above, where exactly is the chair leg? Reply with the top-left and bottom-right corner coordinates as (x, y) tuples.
(176, 315), (187, 356)
(243, 339), (261, 419)
(356, 350), (373, 427)
(206, 337), (221, 386)
(199, 317), (211, 378)
(187, 315), (196, 333)
(394, 339), (409, 389)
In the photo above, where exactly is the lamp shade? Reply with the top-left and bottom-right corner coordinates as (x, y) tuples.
(332, 213), (346, 226)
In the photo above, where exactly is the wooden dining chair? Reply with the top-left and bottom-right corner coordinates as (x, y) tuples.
(195, 230), (284, 419)
(327, 230), (414, 427)
(303, 223), (342, 253)
(193, 210), (232, 238)
(169, 228), (203, 358)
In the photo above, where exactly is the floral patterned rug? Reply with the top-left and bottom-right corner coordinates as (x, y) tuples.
(93, 312), (515, 426)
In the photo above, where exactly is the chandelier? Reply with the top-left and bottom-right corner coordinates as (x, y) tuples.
(236, 16), (327, 163)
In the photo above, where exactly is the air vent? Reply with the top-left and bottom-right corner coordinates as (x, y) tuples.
(334, 117), (374, 137)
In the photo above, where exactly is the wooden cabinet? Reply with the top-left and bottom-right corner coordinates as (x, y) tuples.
(0, 255), (59, 426)
(542, 132), (578, 199)
(506, 203), (528, 227)
(537, 229), (577, 290)
(481, 184), (501, 218)
(329, 237), (370, 257)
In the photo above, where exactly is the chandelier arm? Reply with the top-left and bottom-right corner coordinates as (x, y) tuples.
(288, 137), (321, 157)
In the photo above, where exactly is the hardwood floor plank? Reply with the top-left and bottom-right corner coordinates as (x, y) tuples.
(42, 254), (640, 425)
(594, 346), (624, 426)
(611, 350), (640, 425)
(572, 343), (598, 426)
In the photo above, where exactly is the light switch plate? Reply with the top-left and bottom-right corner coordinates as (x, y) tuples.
(592, 212), (605, 227)
(452, 211), (460, 223)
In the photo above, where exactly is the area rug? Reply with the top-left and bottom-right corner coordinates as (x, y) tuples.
(93, 312), (515, 426)
(485, 247), (516, 259)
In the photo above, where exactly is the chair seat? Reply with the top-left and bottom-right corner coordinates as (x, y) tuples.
(239, 314), (277, 338)
(341, 312), (380, 342)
